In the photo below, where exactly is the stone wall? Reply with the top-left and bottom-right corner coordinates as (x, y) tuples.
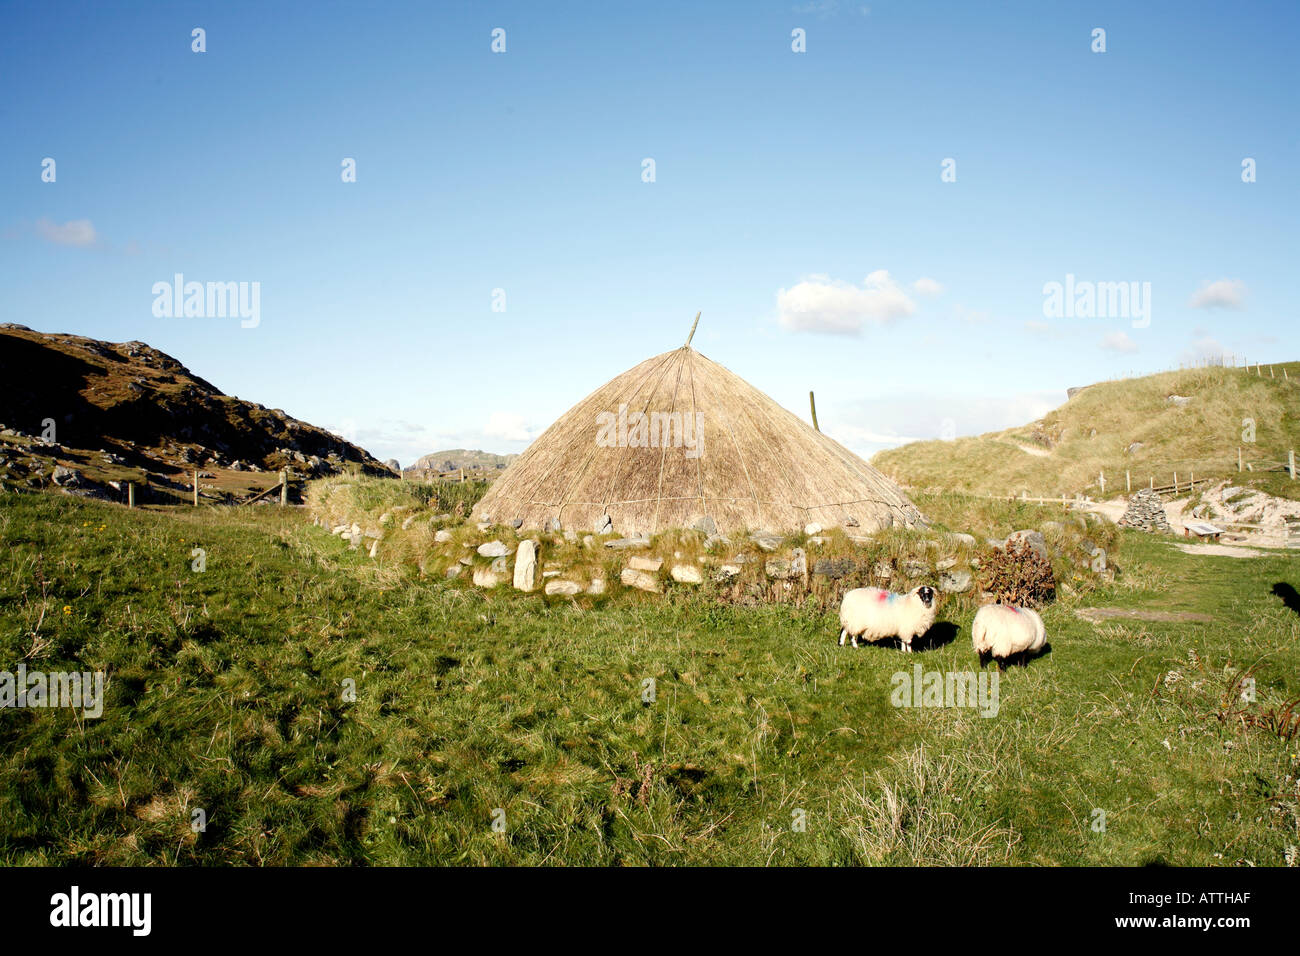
(314, 510), (1115, 609)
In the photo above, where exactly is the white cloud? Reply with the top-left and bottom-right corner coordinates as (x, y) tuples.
(484, 411), (541, 443)
(1100, 331), (1138, 353)
(317, 411), (547, 464)
(1189, 278), (1246, 309)
(35, 217), (97, 247)
(320, 418), (471, 467)
(827, 390), (1061, 459)
(953, 305), (990, 325)
(912, 277), (943, 297)
(777, 270), (917, 335)
(832, 424), (927, 447)
(325, 417), (361, 444)
(1181, 336), (1229, 365)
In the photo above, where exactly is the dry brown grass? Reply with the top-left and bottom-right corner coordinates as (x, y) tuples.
(835, 745), (1021, 865)
(875, 363), (1300, 497)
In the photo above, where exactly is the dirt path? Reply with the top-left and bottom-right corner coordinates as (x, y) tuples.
(1173, 543), (1264, 558)
(1074, 607), (1215, 624)
(1014, 444), (1050, 458)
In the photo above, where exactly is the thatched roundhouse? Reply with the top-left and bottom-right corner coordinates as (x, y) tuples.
(472, 343), (925, 535)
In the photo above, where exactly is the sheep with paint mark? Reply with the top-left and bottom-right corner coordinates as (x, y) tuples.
(971, 603), (1046, 667)
(838, 586), (937, 653)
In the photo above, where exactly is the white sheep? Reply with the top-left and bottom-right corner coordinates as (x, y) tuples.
(838, 586), (937, 653)
(971, 603), (1047, 667)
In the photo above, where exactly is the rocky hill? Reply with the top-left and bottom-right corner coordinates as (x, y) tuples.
(0, 324), (390, 502)
(409, 448), (518, 474)
(872, 362), (1300, 499)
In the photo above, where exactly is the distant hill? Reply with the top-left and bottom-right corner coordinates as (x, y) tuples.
(0, 324), (390, 500)
(409, 449), (518, 473)
(871, 362), (1300, 499)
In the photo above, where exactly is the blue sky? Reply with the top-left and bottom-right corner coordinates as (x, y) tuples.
(2, 0), (1296, 464)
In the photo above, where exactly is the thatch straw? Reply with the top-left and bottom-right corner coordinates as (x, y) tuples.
(472, 345), (926, 535)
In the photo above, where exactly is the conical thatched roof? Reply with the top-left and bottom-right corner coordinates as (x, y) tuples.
(472, 344), (925, 535)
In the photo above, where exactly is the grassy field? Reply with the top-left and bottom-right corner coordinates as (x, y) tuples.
(1, 490), (1298, 865)
(873, 362), (1300, 498)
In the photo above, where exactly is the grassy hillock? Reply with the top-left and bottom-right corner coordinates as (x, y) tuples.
(873, 363), (1300, 499)
(306, 473), (488, 522)
(2, 488), (1297, 865)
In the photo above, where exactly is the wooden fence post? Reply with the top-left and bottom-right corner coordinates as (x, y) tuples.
(1173, 472), (1178, 494)
(1149, 475), (1154, 490)
(127, 482), (134, 509)
(1238, 447), (1243, 472)
(1098, 470), (1106, 494)
(1126, 470), (1131, 492)
(193, 469), (199, 507)
(280, 469), (288, 506)
(1290, 450), (1296, 481)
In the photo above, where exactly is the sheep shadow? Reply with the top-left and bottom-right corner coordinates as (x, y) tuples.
(977, 642), (1053, 671)
(842, 621), (959, 654)
(913, 620), (959, 653)
(1271, 582), (1300, 617)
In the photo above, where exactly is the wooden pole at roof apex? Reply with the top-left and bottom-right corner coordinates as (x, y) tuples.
(809, 391), (820, 431)
(684, 312), (701, 347)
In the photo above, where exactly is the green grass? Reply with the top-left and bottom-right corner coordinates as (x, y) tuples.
(306, 474), (490, 522)
(1, 490), (1298, 865)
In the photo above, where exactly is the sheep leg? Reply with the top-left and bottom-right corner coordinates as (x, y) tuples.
(838, 628), (847, 646)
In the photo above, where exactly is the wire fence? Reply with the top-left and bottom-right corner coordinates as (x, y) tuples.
(918, 448), (1296, 506)
(1082, 357), (1296, 388)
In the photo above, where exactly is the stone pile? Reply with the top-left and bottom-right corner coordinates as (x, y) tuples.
(1117, 489), (1171, 533)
